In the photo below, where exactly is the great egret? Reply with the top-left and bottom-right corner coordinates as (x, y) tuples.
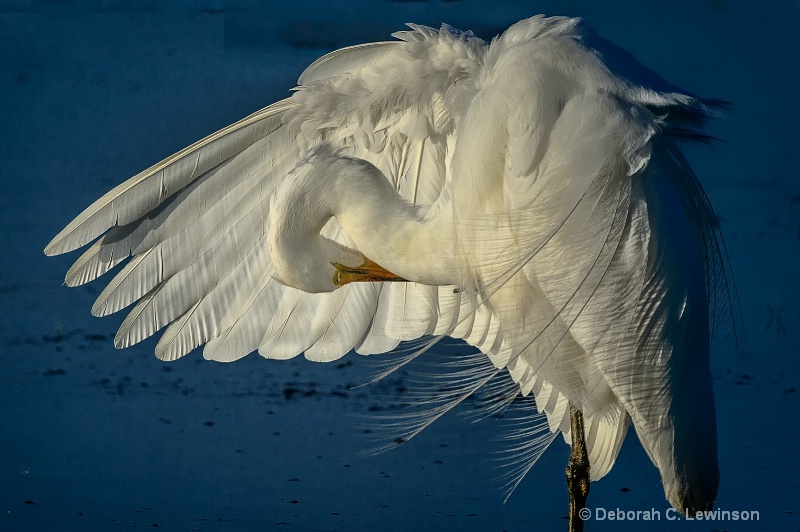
(45, 15), (736, 526)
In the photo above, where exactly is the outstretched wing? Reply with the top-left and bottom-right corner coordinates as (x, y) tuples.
(45, 24), (492, 365)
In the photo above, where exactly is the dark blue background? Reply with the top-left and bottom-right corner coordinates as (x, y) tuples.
(1, 1), (798, 530)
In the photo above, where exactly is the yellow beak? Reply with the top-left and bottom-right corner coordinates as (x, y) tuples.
(332, 258), (407, 286)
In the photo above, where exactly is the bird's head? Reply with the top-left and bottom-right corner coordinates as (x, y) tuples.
(269, 226), (405, 294)
(267, 146), (407, 293)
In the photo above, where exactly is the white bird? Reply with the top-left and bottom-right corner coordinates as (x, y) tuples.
(45, 15), (738, 520)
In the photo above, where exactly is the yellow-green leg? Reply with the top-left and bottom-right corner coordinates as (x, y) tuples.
(567, 405), (591, 532)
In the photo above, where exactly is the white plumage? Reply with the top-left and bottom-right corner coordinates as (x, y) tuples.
(46, 15), (736, 514)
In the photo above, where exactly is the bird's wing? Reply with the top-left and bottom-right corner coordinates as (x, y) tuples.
(46, 24), (494, 364)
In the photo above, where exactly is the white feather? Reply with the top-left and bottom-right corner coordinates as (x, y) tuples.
(45, 101), (291, 256)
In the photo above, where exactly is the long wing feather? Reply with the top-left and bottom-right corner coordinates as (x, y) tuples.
(45, 100), (292, 256)
(298, 42), (398, 86)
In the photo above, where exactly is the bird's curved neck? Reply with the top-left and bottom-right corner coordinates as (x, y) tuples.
(274, 146), (460, 288)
